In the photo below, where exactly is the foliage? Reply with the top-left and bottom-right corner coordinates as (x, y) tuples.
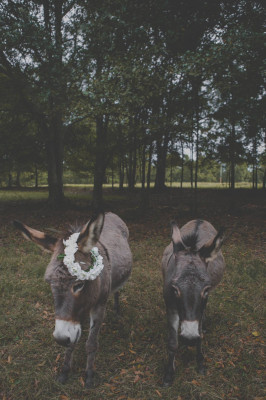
(0, 0), (265, 200)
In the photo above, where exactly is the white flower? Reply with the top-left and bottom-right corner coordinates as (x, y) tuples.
(62, 232), (104, 281)
(91, 247), (99, 256)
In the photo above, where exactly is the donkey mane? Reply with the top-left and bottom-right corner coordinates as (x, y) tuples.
(65, 223), (84, 236)
(181, 219), (204, 251)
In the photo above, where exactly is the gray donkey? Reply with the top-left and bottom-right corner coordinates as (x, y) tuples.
(162, 219), (225, 386)
(14, 212), (132, 388)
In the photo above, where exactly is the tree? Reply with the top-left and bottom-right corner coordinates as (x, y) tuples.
(0, 1), (84, 206)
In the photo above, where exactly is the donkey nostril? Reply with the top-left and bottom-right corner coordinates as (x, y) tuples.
(54, 335), (71, 347)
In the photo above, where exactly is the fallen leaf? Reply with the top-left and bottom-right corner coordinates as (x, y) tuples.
(37, 361), (46, 367)
(252, 331), (260, 337)
(7, 355), (12, 364)
(191, 379), (200, 386)
(104, 383), (116, 391)
(155, 389), (162, 397)
(120, 369), (128, 375)
(134, 370), (144, 375)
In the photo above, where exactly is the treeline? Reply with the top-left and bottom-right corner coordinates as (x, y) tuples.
(2, 158), (263, 190)
(0, 0), (265, 207)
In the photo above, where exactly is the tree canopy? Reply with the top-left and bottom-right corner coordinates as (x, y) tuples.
(0, 0), (265, 206)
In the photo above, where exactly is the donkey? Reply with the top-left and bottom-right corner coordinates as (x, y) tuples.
(162, 219), (225, 386)
(14, 212), (132, 388)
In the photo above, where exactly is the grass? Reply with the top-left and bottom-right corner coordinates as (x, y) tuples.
(0, 188), (265, 400)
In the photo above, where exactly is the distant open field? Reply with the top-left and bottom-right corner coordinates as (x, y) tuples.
(0, 187), (265, 400)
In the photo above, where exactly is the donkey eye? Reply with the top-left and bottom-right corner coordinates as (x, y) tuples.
(202, 285), (211, 299)
(72, 282), (85, 294)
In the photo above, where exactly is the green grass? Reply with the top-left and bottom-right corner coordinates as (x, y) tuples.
(0, 190), (49, 202)
(0, 188), (265, 400)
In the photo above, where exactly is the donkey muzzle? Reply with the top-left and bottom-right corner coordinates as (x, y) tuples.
(53, 319), (81, 347)
(180, 320), (200, 341)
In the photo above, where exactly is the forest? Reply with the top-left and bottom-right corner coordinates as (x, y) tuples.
(0, 0), (265, 209)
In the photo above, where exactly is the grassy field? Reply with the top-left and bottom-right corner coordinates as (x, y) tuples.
(0, 187), (265, 400)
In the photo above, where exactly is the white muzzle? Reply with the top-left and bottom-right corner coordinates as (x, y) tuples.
(53, 319), (81, 346)
(180, 320), (200, 340)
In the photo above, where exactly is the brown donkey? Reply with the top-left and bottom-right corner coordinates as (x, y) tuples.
(14, 212), (132, 388)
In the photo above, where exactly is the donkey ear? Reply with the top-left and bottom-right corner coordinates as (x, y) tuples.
(77, 212), (105, 254)
(171, 221), (185, 253)
(13, 220), (57, 252)
(199, 228), (225, 263)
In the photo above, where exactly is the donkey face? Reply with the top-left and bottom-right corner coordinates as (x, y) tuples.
(172, 263), (211, 341)
(48, 274), (87, 347)
(13, 214), (104, 347)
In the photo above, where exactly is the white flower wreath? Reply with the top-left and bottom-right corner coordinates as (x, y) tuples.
(62, 232), (104, 281)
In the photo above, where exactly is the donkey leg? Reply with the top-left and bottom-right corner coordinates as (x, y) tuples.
(202, 299), (208, 333)
(57, 345), (75, 384)
(196, 338), (206, 375)
(163, 309), (179, 387)
(85, 304), (106, 388)
(114, 291), (120, 315)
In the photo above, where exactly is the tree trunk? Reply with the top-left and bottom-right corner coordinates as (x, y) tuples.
(180, 139), (184, 189)
(110, 158), (114, 189)
(230, 123), (235, 190)
(194, 120), (199, 190)
(119, 156), (125, 190)
(190, 143), (194, 189)
(8, 172), (12, 188)
(35, 165), (38, 188)
(127, 127), (137, 191)
(194, 91), (200, 214)
(141, 144), (146, 190)
(44, 0), (65, 208)
(16, 170), (21, 188)
(252, 136), (258, 190)
(127, 121), (136, 191)
(154, 133), (168, 191)
(146, 141), (153, 190)
(46, 118), (65, 207)
(170, 142), (173, 187)
(92, 115), (108, 210)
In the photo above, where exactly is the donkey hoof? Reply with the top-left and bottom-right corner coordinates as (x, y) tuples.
(198, 365), (206, 375)
(162, 373), (174, 387)
(85, 370), (95, 388)
(57, 373), (68, 384)
(85, 378), (95, 389)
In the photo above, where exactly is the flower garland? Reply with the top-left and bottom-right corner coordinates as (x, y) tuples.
(59, 232), (104, 281)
